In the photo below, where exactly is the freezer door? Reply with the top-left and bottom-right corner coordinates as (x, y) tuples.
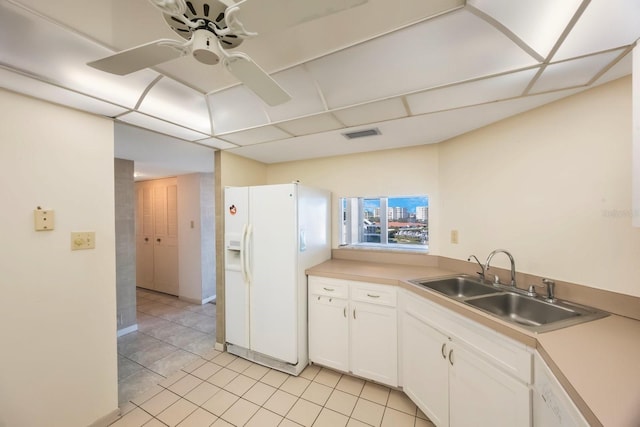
(224, 187), (250, 348)
(248, 184), (299, 364)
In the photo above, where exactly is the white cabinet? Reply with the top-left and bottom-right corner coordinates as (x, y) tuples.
(308, 276), (398, 387)
(402, 310), (450, 426)
(400, 290), (531, 427)
(308, 278), (349, 372)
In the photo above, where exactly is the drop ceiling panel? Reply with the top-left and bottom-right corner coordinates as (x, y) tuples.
(214, 0), (466, 90)
(264, 67), (327, 122)
(553, 0), (640, 61)
(306, 9), (538, 109)
(0, 67), (128, 117)
(333, 98), (408, 127)
(277, 114), (344, 136)
(593, 51), (632, 87)
(229, 87), (585, 164)
(219, 125), (292, 146)
(117, 112), (209, 141)
(467, 0), (583, 59)
(138, 77), (211, 134)
(0, 1), (158, 108)
(406, 68), (539, 115)
(530, 50), (625, 94)
(208, 86), (270, 134)
(196, 137), (239, 150)
(114, 123), (214, 178)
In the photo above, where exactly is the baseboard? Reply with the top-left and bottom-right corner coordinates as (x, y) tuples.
(179, 295), (217, 305)
(87, 408), (120, 427)
(117, 324), (138, 337)
(215, 342), (225, 351)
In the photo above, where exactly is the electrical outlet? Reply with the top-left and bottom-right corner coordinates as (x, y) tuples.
(71, 231), (96, 250)
(450, 229), (459, 244)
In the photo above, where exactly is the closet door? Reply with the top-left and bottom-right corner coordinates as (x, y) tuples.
(136, 185), (155, 290)
(135, 178), (179, 295)
(153, 182), (179, 295)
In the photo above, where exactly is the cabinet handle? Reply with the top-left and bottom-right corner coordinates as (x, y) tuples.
(353, 309), (356, 319)
(366, 293), (380, 298)
(343, 307), (346, 318)
(448, 349), (454, 366)
(156, 238), (161, 243)
(144, 237), (149, 242)
(323, 287), (334, 292)
(317, 296), (321, 301)
(441, 343), (447, 359)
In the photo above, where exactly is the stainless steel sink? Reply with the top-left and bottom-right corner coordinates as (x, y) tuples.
(465, 293), (588, 332)
(410, 275), (498, 299)
(409, 275), (608, 332)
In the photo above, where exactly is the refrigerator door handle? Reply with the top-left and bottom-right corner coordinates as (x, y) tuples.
(240, 223), (249, 284)
(245, 223), (254, 285)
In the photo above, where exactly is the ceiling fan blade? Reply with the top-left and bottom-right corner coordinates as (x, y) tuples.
(227, 0), (367, 35)
(87, 39), (186, 75)
(223, 53), (291, 106)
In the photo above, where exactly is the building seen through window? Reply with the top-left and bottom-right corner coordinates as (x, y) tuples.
(340, 195), (428, 251)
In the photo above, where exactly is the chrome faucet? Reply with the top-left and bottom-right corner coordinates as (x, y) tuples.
(467, 255), (486, 281)
(484, 249), (517, 287)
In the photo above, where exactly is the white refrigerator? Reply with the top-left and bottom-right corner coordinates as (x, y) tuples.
(224, 183), (331, 375)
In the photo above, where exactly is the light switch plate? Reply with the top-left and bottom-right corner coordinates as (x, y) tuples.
(71, 231), (95, 250)
(34, 209), (54, 231)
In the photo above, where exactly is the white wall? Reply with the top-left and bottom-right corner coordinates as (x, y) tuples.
(178, 173), (216, 303)
(0, 89), (118, 426)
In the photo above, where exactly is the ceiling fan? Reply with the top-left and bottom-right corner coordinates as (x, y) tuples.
(88, 0), (367, 106)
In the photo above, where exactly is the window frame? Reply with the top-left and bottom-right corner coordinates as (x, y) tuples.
(340, 194), (429, 252)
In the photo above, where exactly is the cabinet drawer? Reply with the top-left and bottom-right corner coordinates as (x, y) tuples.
(351, 282), (397, 307)
(309, 276), (349, 299)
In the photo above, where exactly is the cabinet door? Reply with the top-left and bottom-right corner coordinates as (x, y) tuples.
(449, 343), (531, 427)
(351, 301), (398, 387)
(401, 311), (450, 427)
(308, 295), (349, 372)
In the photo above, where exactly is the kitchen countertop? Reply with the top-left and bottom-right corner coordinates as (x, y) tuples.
(306, 259), (640, 427)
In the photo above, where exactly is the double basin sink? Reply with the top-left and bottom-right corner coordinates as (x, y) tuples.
(409, 275), (608, 333)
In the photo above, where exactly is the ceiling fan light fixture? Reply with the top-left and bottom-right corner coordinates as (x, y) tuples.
(192, 29), (220, 65)
(148, 0), (187, 15)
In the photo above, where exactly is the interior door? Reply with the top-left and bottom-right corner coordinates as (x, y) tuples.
(136, 185), (154, 289)
(153, 182), (179, 295)
(248, 184), (298, 363)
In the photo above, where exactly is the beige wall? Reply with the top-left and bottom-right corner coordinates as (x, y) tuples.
(220, 151), (268, 187)
(439, 76), (640, 297)
(0, 89), (118, 426)
(265, 77), (640, 298)
(267, 144), (441, 253)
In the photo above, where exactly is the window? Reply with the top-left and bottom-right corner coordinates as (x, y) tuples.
(340, 195), (429, 251)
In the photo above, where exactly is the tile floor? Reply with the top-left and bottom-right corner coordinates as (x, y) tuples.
(114, 288), (436, 427)
(118, 288), (218, 407)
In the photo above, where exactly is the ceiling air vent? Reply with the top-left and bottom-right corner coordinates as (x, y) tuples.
(342, 128), (381, 140)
